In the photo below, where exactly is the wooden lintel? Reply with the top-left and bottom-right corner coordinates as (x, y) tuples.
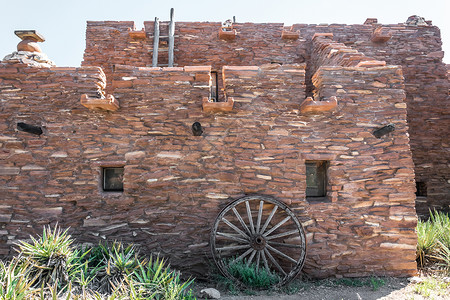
(203, 97), (234, 113)
(219, 29), (237, 41)
(300, 96), (337, 114)
(128, 29), (146, 39)
(81, 94), (119, 111)
(282, 31), (299, 40)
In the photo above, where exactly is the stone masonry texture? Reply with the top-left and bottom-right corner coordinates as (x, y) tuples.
(0, 17), (449, 279)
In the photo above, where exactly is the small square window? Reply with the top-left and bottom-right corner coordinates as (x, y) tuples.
(306, 161), (327, 198)
(103, 167), (124, 192)
(416, 181), (427, 197)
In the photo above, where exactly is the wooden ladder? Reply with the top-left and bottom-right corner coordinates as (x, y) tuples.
(152, 8), (176, 67)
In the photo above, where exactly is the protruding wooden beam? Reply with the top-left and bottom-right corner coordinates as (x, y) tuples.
(81, 94), (119, 111)
(15, 30), (45, 42)
(152, 17), (160, 67)
(202, 97), (234, 113)
(300, 96), (337, 114)
(168, 8), (175, 67)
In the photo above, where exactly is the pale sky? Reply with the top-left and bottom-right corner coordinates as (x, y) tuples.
(1, 0), (449, 66)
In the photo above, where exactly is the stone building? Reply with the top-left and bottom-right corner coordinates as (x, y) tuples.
(0, 15), (448, 279)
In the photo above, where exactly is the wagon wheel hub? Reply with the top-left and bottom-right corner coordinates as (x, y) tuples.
(251, 234), (266, 250)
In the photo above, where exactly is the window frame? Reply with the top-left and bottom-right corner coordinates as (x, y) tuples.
(102, 166), (124, 192)
(305, 160), (328, 201)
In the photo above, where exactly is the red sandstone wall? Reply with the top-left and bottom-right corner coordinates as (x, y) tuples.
(0, 58), (417, 277)
(295, 23), (450, 216)
(82, 20), (449, 215)
(82, 21), (305, 95)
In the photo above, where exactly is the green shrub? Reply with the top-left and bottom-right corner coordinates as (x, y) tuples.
(226, 258), (280, 289)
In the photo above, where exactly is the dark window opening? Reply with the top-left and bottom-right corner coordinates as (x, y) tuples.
(306, 161), (327, 198)
(270, 61), (283, 65)
(103, 167), (124, 192)
(416, 181), (427, 197)
(210, 71), (219, 102)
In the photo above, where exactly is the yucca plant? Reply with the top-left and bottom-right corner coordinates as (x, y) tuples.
(417, 217), (439, 268)
(435, 240), (450, 274)
(0, 257), (39, 299)
(15, 225), (76, 289)
(430, 210), (450, 249)
(132, 255), (171, 298)
(132, 255), (195, 300)
(161, 270), (195, 300)
(96, 241), (141, 294)
(105, 274), (157, 300)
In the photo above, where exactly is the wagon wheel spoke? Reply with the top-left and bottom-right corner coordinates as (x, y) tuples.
(266, 241), (303, 248)
(233, 248), (254, 263)
(260, 205), (277, 234)
(211, 196), (307, 288)
(264, 248), (286, 276)
(255, 250), (261, 271)
(232, 207), (251, 236)
(256, 200), (264, 233)
(266, 244), (297, 264)
(216, 244), (251, 252)
(246, 201), (255, 234)
(246, 250), (257, 267)
(216, 232), (249, 243)
(260, 249), (270, 273)
(263, 216), (291, 237)
(265, 229), (299, 241)
(222, 217), (249, 239)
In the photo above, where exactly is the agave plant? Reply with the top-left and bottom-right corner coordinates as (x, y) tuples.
(15, 225), (76, 289)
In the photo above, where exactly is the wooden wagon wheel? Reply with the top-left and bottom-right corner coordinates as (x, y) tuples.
(211, 195), (306, 287)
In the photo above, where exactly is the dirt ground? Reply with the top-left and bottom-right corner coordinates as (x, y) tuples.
(197, 276), (450, 300)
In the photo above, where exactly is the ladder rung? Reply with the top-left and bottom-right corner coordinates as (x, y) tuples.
(149, 35), (180, 38)
(149, 49), (179, 53)
(155, 63), (179, 67)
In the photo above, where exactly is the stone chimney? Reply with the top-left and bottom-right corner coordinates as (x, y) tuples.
(2, 30), (55, 67)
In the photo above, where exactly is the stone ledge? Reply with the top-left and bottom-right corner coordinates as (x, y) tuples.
(202, 97), (234, 113)
(81, 94), (119, 111)
(300, 96), (338, 114)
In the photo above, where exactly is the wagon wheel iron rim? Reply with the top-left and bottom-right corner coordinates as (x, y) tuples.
(210, 195), (307, 288)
